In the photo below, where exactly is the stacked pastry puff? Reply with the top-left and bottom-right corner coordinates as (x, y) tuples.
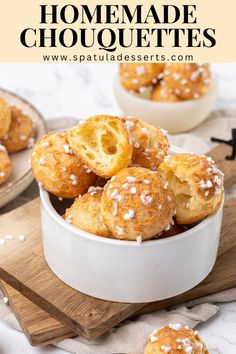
(0, 97), (35, 186)
(120, 63), (211, 102)
(31, 115), (224, 243)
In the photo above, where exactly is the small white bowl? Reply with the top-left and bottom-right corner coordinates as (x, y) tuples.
(40, 147), (223, 303)
(114, 76), (218, 134)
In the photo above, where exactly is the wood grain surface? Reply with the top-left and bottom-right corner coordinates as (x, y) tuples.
(0, 280), (74, 346)
(207, 143), (236, 188)
(0, 197), (236, 344)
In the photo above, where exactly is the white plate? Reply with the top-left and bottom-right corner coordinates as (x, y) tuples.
(0, 88), (47, 208)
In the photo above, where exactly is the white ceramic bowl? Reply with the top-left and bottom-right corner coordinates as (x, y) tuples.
(114, 76), (218, 134)
(40, 147), (223, 303)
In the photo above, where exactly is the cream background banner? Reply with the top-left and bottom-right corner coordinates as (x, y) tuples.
(0, 0), (235, 62)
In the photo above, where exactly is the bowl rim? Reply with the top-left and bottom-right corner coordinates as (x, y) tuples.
(39, 145), (224, 248)
(114, 74), (218, 107)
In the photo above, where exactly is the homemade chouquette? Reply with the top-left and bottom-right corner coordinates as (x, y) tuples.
(32, 114), (224, 243)
(145, 324), (209, 354)
(0, 95), (36, 186)
(119, 63), (212, 102)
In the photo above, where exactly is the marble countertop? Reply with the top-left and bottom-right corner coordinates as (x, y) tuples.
(0, 63), (236, 354)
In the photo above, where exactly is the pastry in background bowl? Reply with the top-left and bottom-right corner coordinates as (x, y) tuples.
(151, 85), (181, 103)
(161, 63), (211, 101)
(158, 153), (224, 224)
(114, 63), (217, 133)
(120, 63), (165, 92)
(144, 324), (208, 353)
(31, 132), (96, 199)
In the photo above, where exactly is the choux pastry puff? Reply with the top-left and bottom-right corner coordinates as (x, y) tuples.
(120, 63), (165, 92)
(151, 85), (181, 103)
(101, 167), (175, 241)
(121, 116), (170, 171)
(144, 324), (208, 354)
(162, 63), (211, 100)
(2, 106), (35, 153)
(0, 144), (12, 185)
(31, 131), (96, 198)
(67, 115), (133, 178)
(158, 153), (224, 224)
(0, 97), (11, 140)
(64, 187), (111, 237)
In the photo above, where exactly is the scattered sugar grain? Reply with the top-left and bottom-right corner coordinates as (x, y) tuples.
(150, 335), (158, 343)
(27, 137), (35, 148)
(3, 297), (9, 305)
(130, 187), (137, 194)
(160, 345), (171, 353)
(127, 176), (136, 183)
(124, 209), (135, 220)
(41, 141), (49, 148)
(0, 238), (6, 246)
(5, 235), (14, 240)
(39, 157), (46, 165)
(136, 235), (142, 244)
(19, 235), (25, 242)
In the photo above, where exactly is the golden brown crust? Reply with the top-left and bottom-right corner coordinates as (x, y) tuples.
(121, 116), (170, 171)
(120, 64), (165, 92)
(158, 153), (224, 224)
(162, 64), (211, 100)
(0, 97), (11, 140)
(144, 325), (208, 354)
(151, 85), (181, 103)
(101, 167), (175, 240)
(0, 145), (12, 185)
(64, 189), (111, 237)
(2, 106), (35, 153)
(31, 132), (96, 198)
(67, 115), (133, 179)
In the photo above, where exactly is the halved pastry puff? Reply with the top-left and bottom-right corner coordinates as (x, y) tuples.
(158, 153), (224, 224)
(67, 115), (133, 178)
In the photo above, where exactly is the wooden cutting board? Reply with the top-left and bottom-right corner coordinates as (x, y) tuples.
(0, 280), (74, 346)
(0, 196), (236, 345)
(0, 143), (236, 346)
